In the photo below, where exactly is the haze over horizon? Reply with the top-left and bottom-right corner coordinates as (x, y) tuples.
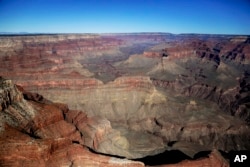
(0, 0), (250, 35)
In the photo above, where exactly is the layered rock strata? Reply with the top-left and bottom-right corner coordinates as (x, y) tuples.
(0, 33), (250, 166)
(0, 77), (233, 167)
(0, 77), (144, 166)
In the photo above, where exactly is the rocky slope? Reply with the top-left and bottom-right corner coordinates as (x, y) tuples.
(0, 77), (231, 167)
(0, 33), (250, 166)
(0, 77), (144, 167)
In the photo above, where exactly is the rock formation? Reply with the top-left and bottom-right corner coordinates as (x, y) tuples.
(0, 77), (144, 166)
(0, 33), (250, 166)
(0, 76), (233, 167)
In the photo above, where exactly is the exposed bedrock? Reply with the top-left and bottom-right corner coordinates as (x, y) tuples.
(0, 34), (132, 90)
(64, 110), (165, 159)
(0, 77), (83, 143)
(151, 75), (250, 123)
(0, 34), (250, 166)
(0, 77), (241, 167)
(0, 127), (144, 167)
(0, 77), (145, 166)
(14, 75), (250, 158)
(2, 73), (250, 158)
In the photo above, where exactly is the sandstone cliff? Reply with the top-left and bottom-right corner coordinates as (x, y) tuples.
(0, 77), (233, 167)
(0, 77), (145, 167)
(0, 33), (249, 166)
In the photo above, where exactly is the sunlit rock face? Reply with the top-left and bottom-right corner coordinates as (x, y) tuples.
(0, 77), (145, 166)
(0, 78), (233, 167)
(0, 33), (250, 166)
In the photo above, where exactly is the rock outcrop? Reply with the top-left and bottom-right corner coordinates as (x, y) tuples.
(0, 33), (250, 166)
(0, 130), (144, 167)
(0, 77), (234, 167)
(0, 77), (145, 166)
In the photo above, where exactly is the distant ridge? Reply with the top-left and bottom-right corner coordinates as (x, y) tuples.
(0, 32), (249, 38)
(0, 32), (99, 36)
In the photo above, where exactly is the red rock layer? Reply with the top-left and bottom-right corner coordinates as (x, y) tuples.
(143, 51), (162, 58)
(154, 38), (250, 65)
(0, 76), (236, 167)
(0, 128), (144, 167)
(0, 35), (123, 72)
(0, 77), (145, 167)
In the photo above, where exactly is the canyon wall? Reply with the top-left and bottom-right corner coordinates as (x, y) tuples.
(0, 34), (249, 166)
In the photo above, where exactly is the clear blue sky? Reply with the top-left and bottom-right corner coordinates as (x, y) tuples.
(0, 0), (249, 34)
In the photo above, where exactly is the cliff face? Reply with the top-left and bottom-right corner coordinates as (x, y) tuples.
(0, 35), (123, 72)
(151, 74), (250, 122)
(0, 34), (250, 166)
(147, 37), (250, 122)
(0, 77), (232, 167)
(0, 77), (145, 166)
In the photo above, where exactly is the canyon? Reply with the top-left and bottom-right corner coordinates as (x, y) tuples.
(0, 33), (249, 166)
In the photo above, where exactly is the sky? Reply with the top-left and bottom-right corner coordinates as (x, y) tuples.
(0, 0), (250, 34)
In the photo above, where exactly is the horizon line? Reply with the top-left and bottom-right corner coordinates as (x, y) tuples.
(0, 32), (250, 36)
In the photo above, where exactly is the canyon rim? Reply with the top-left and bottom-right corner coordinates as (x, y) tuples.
(0, 33), (249, 166)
